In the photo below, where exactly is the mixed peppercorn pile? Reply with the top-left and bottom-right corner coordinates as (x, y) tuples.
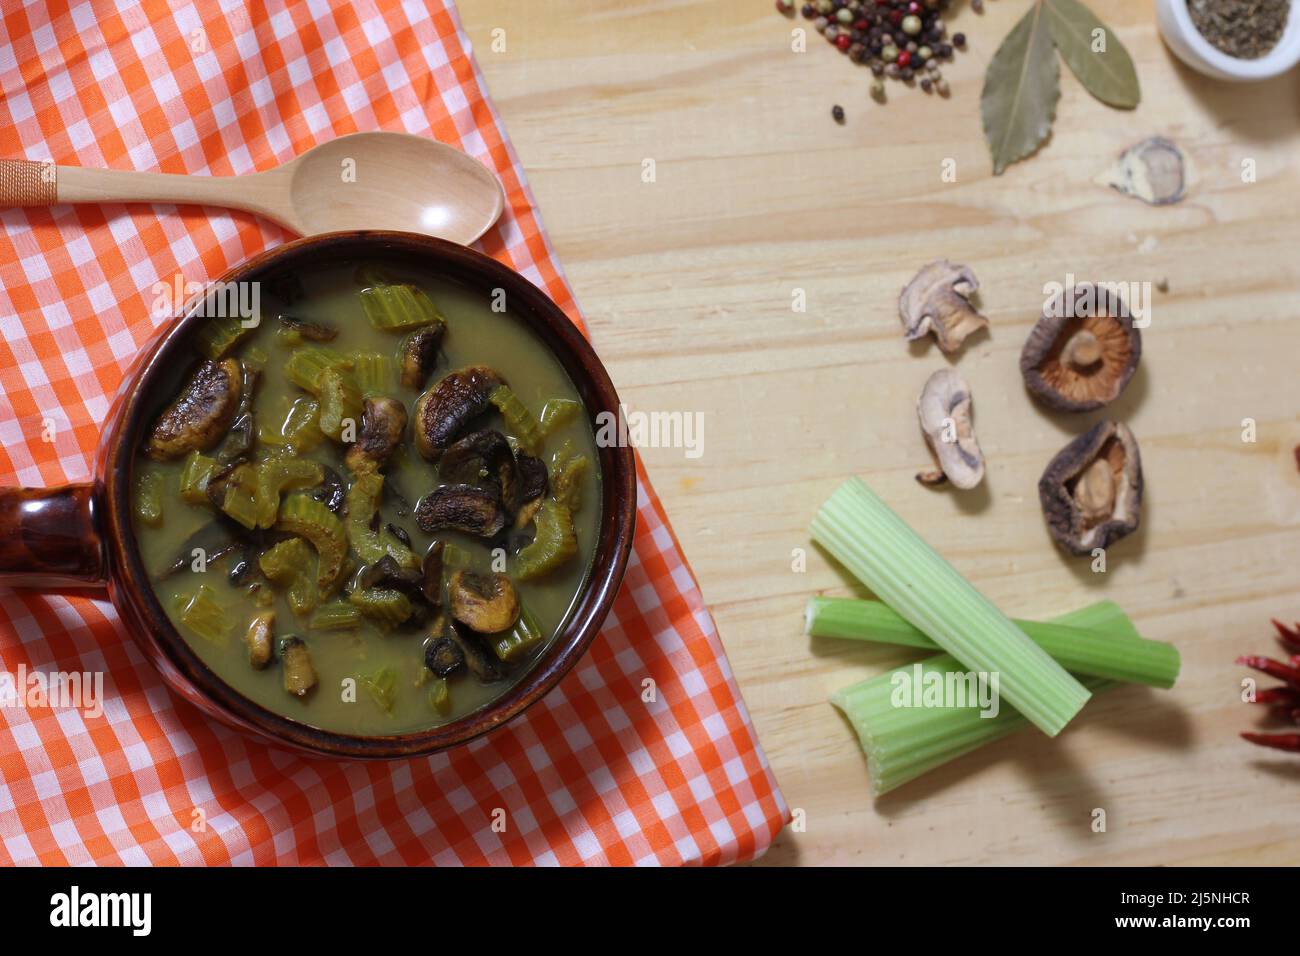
(777, 0), (973, 106)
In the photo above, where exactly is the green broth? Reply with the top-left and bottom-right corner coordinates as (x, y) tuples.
(132, 261), (600, 735)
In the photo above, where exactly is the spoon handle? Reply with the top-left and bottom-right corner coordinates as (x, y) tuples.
(0, 159), (285, 224)
(0, 159), (57, 205)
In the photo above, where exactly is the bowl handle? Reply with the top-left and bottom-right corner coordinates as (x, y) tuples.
(0, 484), (107, 592)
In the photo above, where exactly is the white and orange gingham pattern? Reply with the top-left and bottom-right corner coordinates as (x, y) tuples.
(0, 0), (788, 865)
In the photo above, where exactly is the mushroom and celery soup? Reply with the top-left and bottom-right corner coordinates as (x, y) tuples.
(131, 264), (600, 735)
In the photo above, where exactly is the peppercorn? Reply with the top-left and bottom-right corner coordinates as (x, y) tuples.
(836, 33), (851, 51)
(917, 45), (932, 60)
(902, 14), (922, 34)
(897, 49), (912, 67)
(776, 0), (796, 12)
(870, 60), (885, 75)
(971, 0), (983, 11)
(921, 77), (933, 92)
(881, 42), (899, 61)
(816, 0), (833, 12)
(870, 78), (886, 100)
(801, 3), (816, 17)
(832, 104), (845, 122)
(935, 78), (949, 96)
(953, 32), (966, 47)
(836, 7), (853, 23)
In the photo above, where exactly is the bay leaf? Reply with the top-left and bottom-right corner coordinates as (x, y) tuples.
(981, 2), (1059, 176)
(1044, 0), (1140, 109)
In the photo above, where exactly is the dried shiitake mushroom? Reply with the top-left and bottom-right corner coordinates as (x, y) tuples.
(439, 428), (515, 499)
(915, 369), (984, 490)
(512, 453), (549, 529)
(448, 624), (504, 682)
(425, 633), (464, 677)
(1039, 421), (1143, 556)
(1101, 136), (1185, 206)
(421, 541), (444, 605)
(898, 260), (989, 354)
(1020, 283), (1141, 413)
(344, 396), (408, 473)
(413, 366), (503, 461)
(280, 636), (318, 697)
(448, 570), (520, 634)
(145, 358), (243, 460)
(243, 611), (274, 670)
(414, 484), (507, 538)
(399, 323), (446, 391)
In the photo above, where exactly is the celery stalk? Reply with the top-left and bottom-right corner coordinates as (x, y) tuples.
(807, 596), (1179, 688)
(831, 601), (1131, 796)
(811, 478), (1091, 736)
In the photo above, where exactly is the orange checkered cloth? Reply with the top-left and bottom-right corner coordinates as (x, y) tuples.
(0, 0), (787, 865)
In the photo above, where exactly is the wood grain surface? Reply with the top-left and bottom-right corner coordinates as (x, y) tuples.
(458, 0), (1300, 865)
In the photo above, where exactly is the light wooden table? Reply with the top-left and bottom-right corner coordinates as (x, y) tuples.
(459, 0), (1300, 865)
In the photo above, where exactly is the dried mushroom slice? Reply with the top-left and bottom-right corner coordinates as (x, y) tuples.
(280, 636), (318, 697)
(447, 570), (520, 634)
(243, 611), (274, 670)
(448, 625), (504, 682)
(399, 324), (446, 391)
(425, 633), (464, 677)
(414, 484), (507, 538)
(898, 260), (989, 354)
(413, 366), (503, 461)
(344, 396), (408, 473)
(1020, 282), (1141, 413)
(356, 554), (425, 600)
(512, 452), (550, 528)
(421, 540), (444, 605)
(1039, 421), (1143, 556)
(915, 369), (984, 490)
(278, 314), (338, 342)
(145, 358), (243, 460)
(438, 429), (515, 499)
(1101, 136), (1185, 206)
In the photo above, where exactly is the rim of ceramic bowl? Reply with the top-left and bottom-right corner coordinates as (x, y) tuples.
(1160, 0), (1300, 81)
(104, 231), (636, 759)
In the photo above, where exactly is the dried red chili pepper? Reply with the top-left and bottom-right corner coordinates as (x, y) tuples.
(1240, 620), (1300, 753)
(1252, 686), (1300, 706)
(1241, 732), (1300, 753)
(1237, 655), (1300, 686)
(1272, 619), (1300, 654)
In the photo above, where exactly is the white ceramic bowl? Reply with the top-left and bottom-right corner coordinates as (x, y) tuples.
(1156, 0), (1300, 81)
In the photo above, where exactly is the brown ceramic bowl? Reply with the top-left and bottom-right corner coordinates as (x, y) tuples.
(0, 232), (635, 759)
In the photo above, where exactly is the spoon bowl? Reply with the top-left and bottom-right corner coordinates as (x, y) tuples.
(281, 132), (506, 242)
(0, 131), (506, 246)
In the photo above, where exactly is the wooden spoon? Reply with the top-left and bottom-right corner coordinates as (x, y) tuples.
(0, 132), (506, 245)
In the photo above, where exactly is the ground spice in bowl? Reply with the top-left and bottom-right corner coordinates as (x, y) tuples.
(1187, 0), (1290, 59)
